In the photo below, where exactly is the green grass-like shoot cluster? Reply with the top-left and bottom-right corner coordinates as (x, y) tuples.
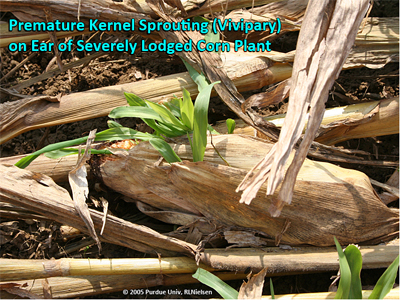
(109, 65), (219, 163)
(15, 63), (219, 168)
(14, 19), (223, 168)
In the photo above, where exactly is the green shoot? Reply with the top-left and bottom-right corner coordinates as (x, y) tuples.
(334, 237), (399, 299)
(180, 88), (194, 130)
(192, 81), (218, 162)
(270, 278), (275, 299)
(226, 118), (236, 134)
(344, 245), (363, 299)
(334, 237), (352, 299)
(15, 58), (220, 168)
(145, 100), (189, 131)
(107, 120), (122, 128)
(368, 255), (399, 299)
(149, 138), (181, 163)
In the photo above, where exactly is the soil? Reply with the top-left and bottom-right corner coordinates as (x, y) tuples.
(0, 1), (399, 299)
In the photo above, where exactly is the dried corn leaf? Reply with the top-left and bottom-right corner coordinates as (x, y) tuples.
(0, 282), (42, 299)
(345, 17), (399, 69)
(68, 130), (101, 251)
(315, 97), (399, 145)
(224, 231), (268, 248)
(238, 268), (269, 299)
(92, 134), (399, 246)
(241, 78), (291, 112)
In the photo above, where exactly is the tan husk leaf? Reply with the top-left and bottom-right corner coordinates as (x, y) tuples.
(93, 134), (399, 246)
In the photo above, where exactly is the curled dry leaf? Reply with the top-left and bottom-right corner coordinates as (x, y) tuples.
(68, 129), (102, 252)
(238, 268), (269, 299)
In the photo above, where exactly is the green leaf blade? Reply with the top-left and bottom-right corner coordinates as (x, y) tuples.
(192, 268), (238, 299)
(16, 127), (157, 168)
(270, 278), (275, 299)
(180, 88), (194, 130)
(145, 100), (188, 131)
(95, 127), (155, 142)
(192, 81), (219, 162)
(369, 255), (399, 299)
(344, 245), (363, 299)
(108, 106), (163, 121)
(182, 59), (209, 92)
(149, 138), (181, 163)
(334, 237), (352, 299)
(207, 124), (220, 135)
(124, 92), (146, 107)
(107, 120), (123, 128)
(143, 119), (187, 138)
(44, 148), (113, 159)
(163, 97), (182, 118)
(15, 136), (89, 168)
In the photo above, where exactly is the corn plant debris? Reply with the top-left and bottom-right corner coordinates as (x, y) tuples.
(0, 164), (197, 256)
(0, 282), (43, 299)
(0, 0), (398, 297)
(68, 129), (101, 252)
(238, 268), (269, 299)
(92, 134), (398, 246)
(237, 0), (372, 216)
(146, 0), (282, 142)
(0, 15), (396, 144)
(221, 0), (307, 43)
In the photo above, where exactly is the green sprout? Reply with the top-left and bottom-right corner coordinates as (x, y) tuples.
(15, 19), (221, 168)
(334, 237), (399, 299)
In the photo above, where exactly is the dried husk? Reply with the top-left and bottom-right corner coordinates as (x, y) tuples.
(92, 134), (399, 246)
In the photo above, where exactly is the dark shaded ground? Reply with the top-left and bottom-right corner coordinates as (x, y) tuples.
(0, 1), (398, 298)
